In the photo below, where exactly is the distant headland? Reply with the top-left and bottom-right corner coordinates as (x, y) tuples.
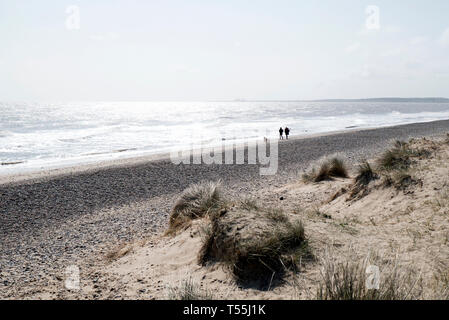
(308, 97), (449, 103)
(232, 98), (449, 103)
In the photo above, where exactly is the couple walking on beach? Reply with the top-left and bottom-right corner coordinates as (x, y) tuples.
(279, 127), (290, 140)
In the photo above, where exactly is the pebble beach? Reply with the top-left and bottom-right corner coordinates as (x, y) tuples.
(1, 119), (449, 299)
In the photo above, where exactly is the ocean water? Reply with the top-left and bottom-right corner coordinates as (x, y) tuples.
(1, 101), (449, 174)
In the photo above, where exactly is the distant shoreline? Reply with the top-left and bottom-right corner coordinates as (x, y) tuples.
(231, 97), (449, 103)
(1, 118), (449, 185)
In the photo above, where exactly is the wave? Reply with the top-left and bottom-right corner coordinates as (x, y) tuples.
(1, 101), (449, 173)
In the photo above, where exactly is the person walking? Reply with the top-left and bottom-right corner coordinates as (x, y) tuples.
(279, 127), (284, 140)
(285, 127), (290, 140)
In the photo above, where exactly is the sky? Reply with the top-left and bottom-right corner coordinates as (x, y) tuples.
(0, 0), (448, 101)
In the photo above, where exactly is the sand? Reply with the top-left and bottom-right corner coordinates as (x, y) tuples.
(1, 119), (449, 299)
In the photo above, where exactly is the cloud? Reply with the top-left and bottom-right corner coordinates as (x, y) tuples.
(348, 65), (375, 79)
(404, 60), (423, 70)
(357, 25), (402, 36)
(345, 42), (360, 54)
(357, 28), (377, 36)
(410, 36), (427, 46)
(381, 48), (402, 58)
(89, 32), (119, 41)
(359, 65), (373, 78)
(439, 27), (449, 47)
(384, 25), (402, 34)
(170, 65), (200, 74)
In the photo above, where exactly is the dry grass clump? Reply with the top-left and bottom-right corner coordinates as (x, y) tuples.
(266, 207), (289, 223)
(445, 133), (449, 144)
(354, 161), (378, 186)
(377, 139), (434, 172)
(317, 251), (423, 300)
(105, 243), (133, 262)
(303, 157), (349, 183)
(432, 266), (449, 300)
(375, 140), (432, 191)
(328, 158), (349, 178)
(392, 170), (416, 189)
(346, 161), (379, 200)
(199, 205), (311, 287)
(433, 187), (449, 215)
(377, 140), (413, 171)
(167, 181), (226, 234)
(380, 169), (422, 191)
(167, 277), (213, 300)
(238, 197), (259, 211)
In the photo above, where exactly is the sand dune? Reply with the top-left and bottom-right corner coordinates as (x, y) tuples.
(1, 120), (449, 299)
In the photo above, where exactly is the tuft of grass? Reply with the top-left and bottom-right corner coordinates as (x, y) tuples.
(167, 277), (213, 300)
(328, 158), (349, 179)
(239, 197), (259, 211)
(266, 207), (289, 223)
(392, 169), (412, 185)
(303, 157), (349, 183)
(227, 220), (309, 283)
(377, 141), (413, 171)
(314, 162), (332, 182)
(345, 160), (378, 201)
(377, 150), (409, 171)
(302, 168), (317, 183)
(433, 188), (449, 215)
(381, 169), (421, 191)
(377, 140), (433, 172)
(394, 140), (408, 149)
(167, 181), (226, 235)
(355, 161), (378, 186)
(199, 206), (311, 286)
(317, 251), (422, 300)
(105, 243), (133, 262)
(432, 266), (449, 300)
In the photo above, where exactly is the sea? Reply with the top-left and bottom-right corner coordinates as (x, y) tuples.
(1, 100), (449, 174)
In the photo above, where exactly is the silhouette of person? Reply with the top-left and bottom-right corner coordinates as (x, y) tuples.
(285, 127), (290, 140)
(279, 127), (284, 140)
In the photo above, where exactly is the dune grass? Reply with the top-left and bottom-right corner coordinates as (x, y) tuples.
(199, 204), (312, 287)
(265, 207), (289, 223)
(227, 220), (310, 284)
(317, 251), (423, 300)
(238, 197), (259, 211)
(303, 157), (349, 183)
(328, 158), (349, 178)
(354, 161), (378, 186)
(167, 181), (226, 234)
(377, 142), (412, 171)
(433, 187), (449, 215)
(167, 277), (213, 300)
(433, 267), (449, 300)
(377, 139), (433, 172)
(105, 243), (133, 262)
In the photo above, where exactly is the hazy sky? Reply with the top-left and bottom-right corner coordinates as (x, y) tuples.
(1, 0), (449, 101)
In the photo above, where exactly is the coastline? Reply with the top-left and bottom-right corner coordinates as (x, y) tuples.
(2, 118), (449, 186)
(1, 118), (448, 299)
